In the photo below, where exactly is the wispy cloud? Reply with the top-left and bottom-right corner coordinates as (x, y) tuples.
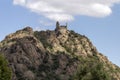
(39, 20), (54, 26)
(33, 20), (54, 31)
(33, 27), (41, 31)
(13, 0), (120, 22)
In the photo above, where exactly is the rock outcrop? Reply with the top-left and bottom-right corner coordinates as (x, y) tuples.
(0, 22), (120, 80)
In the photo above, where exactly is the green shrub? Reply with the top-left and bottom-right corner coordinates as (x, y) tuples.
(0, 54), (12, 80)
(70, 56), (112, 80)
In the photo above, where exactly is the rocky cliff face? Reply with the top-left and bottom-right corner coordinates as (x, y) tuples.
(0, 26), (120, 80)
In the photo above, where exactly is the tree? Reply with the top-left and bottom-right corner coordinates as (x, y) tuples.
(0, 54), (12, 80)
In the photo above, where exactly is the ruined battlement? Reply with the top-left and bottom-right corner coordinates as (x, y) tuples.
(55, 21), (67, 32)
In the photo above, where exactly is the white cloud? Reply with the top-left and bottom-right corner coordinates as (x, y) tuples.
(13, 0), (26, 6)
(33, 27), (41, 31)
(46, 13), (74, 22)
(39, 20), (54, 26)
(33, 20), (54, 31)
(13, 0), (120, 22)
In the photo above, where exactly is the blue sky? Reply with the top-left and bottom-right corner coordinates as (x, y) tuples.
(0, 0), (120, 66)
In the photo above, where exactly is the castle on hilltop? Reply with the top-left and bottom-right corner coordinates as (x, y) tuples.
(55, 21), (68, 35)
(55, 21), (67, 32)
(56, 21), (67, 28)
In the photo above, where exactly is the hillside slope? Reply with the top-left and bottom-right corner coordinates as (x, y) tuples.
(0, 23), (120, 80)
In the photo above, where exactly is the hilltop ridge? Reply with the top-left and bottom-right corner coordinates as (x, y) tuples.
(0, 22), (120, 80)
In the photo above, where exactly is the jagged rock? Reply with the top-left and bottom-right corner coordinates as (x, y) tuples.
(22, 26), (33, 32)
(0, 23), (120, 80)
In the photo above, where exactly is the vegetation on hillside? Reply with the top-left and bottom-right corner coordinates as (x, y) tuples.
(70, 56), (112, 80)
(0, 54), (12, 80)
(0, 27), (120, 80)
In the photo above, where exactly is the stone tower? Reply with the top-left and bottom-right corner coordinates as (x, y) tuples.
(55, 21), (68, 35)
(55, 21), (67, 30)
(56, 21), (60, 29)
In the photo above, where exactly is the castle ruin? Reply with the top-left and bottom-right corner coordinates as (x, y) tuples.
(55, 21), (67, 33)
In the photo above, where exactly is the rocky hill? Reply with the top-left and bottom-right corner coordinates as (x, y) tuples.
(0, 22), (120, 80)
